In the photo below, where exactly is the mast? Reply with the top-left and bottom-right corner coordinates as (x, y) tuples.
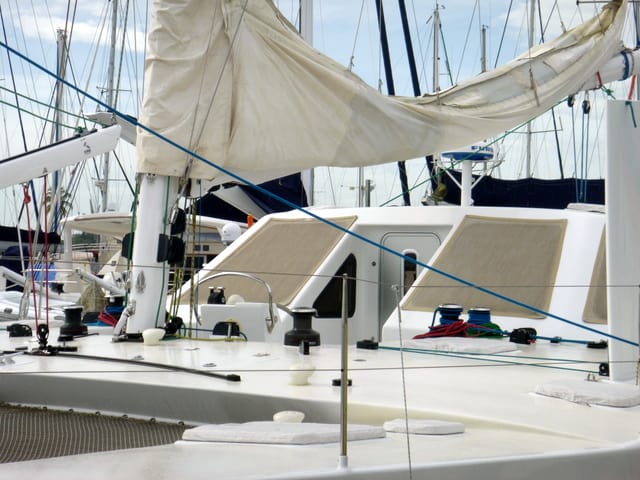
(398, 0), (436, 202)
(116, 174), (180, 338)
(101, 0), (118, 212)
(375, 0), (411, 206)
(480, 25), (487, 73)
(53, 30), (67, 144)
(433, 4), (440, 93)
(525, 0), (536, 178)
(51, 28), (68, 231)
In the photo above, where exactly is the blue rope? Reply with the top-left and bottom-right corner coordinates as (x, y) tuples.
(2, 40), (637, 348)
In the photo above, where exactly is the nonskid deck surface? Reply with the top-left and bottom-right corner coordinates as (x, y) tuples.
(0, 325), (638, 478)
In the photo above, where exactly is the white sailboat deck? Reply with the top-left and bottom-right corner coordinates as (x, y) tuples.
(1, 327), (638, 479)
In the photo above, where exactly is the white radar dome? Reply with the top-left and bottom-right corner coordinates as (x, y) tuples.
(221, 223), (242, 245)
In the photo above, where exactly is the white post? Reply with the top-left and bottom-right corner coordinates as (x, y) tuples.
(124, 174), (180, 336)
(606, 100), (640, 382)
(55, 223), (75, 287)
(460, 161), (473, 206)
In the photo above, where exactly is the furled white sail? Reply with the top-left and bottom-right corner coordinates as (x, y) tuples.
(137, 0), (627, 184)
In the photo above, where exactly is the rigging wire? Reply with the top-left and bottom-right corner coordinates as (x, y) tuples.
(0, 97), (78, 130)
(0, 3), (40, 224)
(493, 0), (514, 69)
(183, 0), (249, 184)
(114, 0), (131, 109)
(454, 0), (479, 83)
(409, 0), (428, 91)
(535, 1), (566, 179)
(392, 283), (414, 478)
(2, 348), (625, 376)
(0, 6), (29, 155)
(348, 1), (366, 72)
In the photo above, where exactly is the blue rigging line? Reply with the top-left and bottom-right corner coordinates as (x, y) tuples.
(2, 39), (637, 349)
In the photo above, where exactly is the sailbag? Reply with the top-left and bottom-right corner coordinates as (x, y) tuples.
(137, 0), (626, 184)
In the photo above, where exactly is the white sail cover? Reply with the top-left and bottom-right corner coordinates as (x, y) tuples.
(137, 0), (626, 183)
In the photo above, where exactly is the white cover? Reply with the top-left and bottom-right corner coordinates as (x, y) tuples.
(137, 0), (626, 183)
(405, 337), (518, 354)
(181, 421), (385, 444)
(384, 419), (465, 435)
(534, 379), (640, 407)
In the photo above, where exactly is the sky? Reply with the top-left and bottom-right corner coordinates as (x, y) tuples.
(0, 0), (637, 222)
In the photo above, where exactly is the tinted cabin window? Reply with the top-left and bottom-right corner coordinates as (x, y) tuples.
(313, 254), (356, 318)
(403, 251), (417, 295)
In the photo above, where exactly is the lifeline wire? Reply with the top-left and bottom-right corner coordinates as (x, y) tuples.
(393, 284), (413, 480)
(1, 40), (638, 349)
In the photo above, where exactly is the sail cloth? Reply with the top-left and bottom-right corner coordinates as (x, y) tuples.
(137, 0), (626, 184)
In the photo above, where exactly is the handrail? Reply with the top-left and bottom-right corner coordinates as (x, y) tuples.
(197, 271), (278, 333)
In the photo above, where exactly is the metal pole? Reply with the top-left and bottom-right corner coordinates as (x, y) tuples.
(338, 273), (349, 469)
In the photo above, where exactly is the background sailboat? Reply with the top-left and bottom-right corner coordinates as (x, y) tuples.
(276, 1), (640, 208)
(1, 1), (635, 213)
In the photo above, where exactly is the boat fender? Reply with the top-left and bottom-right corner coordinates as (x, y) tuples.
(226, 294), (245, 305)
(289, 362), (316, 386)
(509, 327), (537, 345)
(273, 411), (305, 423)
(142, 328), (165, 346)
(221, 223), (242, 245)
